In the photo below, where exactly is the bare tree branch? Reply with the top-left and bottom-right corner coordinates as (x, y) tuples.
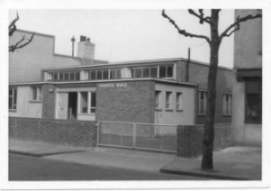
(188, 9), (211, 24)
(220, 13), (262, 39)
(9, 12), (19, 31)
(9, 12), (19, 36)
(9, 33), (34, 52)
(162, 10), (210, 43)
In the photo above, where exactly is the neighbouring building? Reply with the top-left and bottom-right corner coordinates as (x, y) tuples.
(232, 9), (262, 146)
(9, 29), (233, 128)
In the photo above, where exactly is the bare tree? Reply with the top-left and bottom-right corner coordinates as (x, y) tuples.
(162, 9), (261, 170)
(9, 13), (34, 52)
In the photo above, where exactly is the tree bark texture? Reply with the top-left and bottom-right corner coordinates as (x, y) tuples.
(201, 10), (221, 170)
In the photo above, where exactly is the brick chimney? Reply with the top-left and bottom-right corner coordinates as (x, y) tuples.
(77, 35), (95, 60)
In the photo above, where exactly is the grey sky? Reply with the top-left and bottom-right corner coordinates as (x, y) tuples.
(9, 9), (234, 68)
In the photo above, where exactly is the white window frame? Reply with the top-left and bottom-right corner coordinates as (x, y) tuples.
(223, 93), (232, 116)
(79, 91), (96, 115)
(176, 92), (183, 111)
(165, 91), (173, 110)
(31, 86), (41, 101)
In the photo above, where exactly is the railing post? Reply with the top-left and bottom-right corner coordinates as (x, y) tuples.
(132, 122), (136, 148)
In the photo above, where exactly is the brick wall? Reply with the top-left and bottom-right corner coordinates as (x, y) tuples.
(176, 61), (234, 124)
(177, 124), (232, 157)
(96, 80), (155, 123)
(9, 117), (97, 147)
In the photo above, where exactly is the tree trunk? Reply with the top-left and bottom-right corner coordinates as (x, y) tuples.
(201, 10), (221, 170)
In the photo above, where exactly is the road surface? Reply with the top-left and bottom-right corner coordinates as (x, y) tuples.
(9, 153), (205, 180)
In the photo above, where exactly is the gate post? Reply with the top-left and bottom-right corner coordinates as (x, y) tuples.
(132, 122), (136, 148)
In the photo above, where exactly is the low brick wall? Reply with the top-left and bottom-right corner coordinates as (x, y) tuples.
(9, 117), (97, 147)
(177, 123), (232, 157)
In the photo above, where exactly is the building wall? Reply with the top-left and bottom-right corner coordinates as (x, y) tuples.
(176, 61), (234, 124)
(96, 80), (155, 123)
(9, 86), (42, 118)
(232, 80), (261, 145)
(232, 10), (262, 146)
(234, 9), (262, 69)
(9, 30), (93, 83)
(154, 83), (196, 125)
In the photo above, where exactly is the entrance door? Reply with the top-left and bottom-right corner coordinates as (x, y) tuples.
(56, 92), (68, 119)
(68, 92), (78, 120)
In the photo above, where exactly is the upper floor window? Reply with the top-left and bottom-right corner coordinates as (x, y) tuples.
(159, 64), (174, 78)
(9, 87), (17, 111)
(50, 71), (80, 81)
(223, 93), (232, 116)
(198, 91), (207, 115)
(110, 69), (121, 79)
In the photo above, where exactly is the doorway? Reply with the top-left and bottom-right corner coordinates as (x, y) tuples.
(68, 92), (77, 120)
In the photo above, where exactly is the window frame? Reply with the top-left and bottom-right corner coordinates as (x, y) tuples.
(222, 93), (232, 116)
(176, 92), (183, 111)
(165, 91), (173, 111)
(198, 90), (207, 115)
(9, 86), (17, 111)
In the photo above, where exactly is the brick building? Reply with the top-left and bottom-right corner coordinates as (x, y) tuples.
(9, 29), (233, 127)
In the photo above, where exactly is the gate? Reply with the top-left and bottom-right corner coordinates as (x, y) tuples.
(97, 121), (177, 153)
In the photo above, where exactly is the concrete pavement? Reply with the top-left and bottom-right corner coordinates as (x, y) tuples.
(9, 138), (176, 173)
(161, 146), (262, 180)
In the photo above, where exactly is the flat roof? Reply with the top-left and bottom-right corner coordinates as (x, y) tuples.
(9, 78), (197, 88)
(42, 57), (233, 72)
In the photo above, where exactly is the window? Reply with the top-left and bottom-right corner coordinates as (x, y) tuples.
(134, 68), (142, 78)
(223, 94), (232, 116)
(245, 80), (262, 124)
(79, 91), (96, 114)
(90, 70), (97, 80)
(165, 91), (172, 109)
(102, 70), (109, 79)
(198, 91), (207, 115)
(80, 92), (88, 113)
(155, 90), (161, 109)
(110, 69), (121, 79)
(150, 67), (157, 78)
(159, 65), (166, 78)
(53, 72), (58, 81)
(9, 87), (17, 111)
(70, 72), (75, 80)
(159, 64), (174, 78)
(176, 92), (183, 111)
(32, 86), (41, 101)
(245, 94), (261, 123)
(143, 68), (150, 78)
(59, 73), (64, 81)
(90, 92), (96, 113)
(97, 70), (102, 80)
(64, 72), (69, 80)
(75, 72), (80, 80)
